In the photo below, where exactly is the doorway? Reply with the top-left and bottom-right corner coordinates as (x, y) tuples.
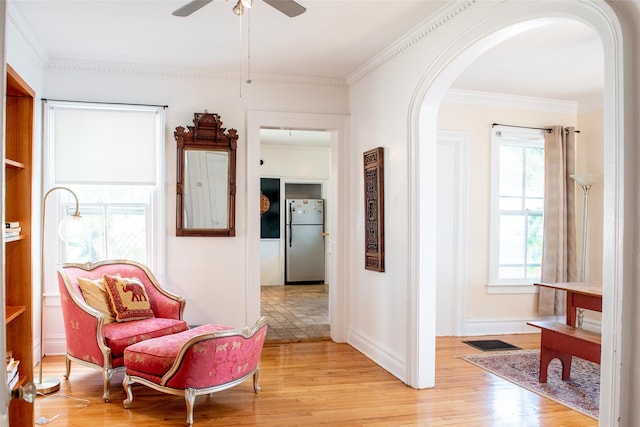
(259, 143), (329, 341)
(248, 114), (348, 343)
(408, 4), (623, 424)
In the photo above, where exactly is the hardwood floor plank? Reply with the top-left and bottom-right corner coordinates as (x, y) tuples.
(33, 334), (598, 426)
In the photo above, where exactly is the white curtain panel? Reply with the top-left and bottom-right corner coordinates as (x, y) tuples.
(538, 126), (578, 316)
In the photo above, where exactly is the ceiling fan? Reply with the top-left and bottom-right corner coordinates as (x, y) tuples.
(172, 0), (306, 18)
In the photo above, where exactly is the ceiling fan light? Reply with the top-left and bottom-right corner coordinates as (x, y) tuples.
(232, 0), (244, 15)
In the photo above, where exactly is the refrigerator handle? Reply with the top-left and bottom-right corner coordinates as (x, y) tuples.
(288, 202), (293, 247)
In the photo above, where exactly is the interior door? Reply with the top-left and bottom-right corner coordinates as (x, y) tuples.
(436, 132), (468, 336)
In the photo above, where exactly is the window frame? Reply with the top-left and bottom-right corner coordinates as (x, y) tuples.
(488, 125), (545, 294)
(42, 101), (166, 294)
(62, 195), (152, 263)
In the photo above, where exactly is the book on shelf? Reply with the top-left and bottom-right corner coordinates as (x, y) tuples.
(7, 371), (18, 390)
(4, 229), (20, 238)
(6, 358), (19, 385)
(5, 221), (19, 229)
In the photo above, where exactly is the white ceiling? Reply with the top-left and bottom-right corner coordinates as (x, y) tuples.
(452, 19), (604, 106)
(11, 1), (603, 96)
(11, 0), (447, 78)
(10, 0), (604, 116)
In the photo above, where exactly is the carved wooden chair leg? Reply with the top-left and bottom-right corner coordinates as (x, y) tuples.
(184, 387), (196, 426)
(102, 369), (113, 402)
(122, 375), (134, 409)
(253, 369), (261, 393)
(64, 357), (71, 380)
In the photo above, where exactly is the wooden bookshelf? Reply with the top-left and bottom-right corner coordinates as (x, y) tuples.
(4, 64), (35, 425)
(5, 306), (26, 324)
(4, 158), (24, 169)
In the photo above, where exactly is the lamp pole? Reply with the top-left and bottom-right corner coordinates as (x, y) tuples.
(570, 173), (600, 329)
(36, 186), (83, 394)
(576, 183), (591, 328)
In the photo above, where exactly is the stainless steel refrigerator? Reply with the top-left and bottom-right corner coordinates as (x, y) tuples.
(285, 199), (325, 284)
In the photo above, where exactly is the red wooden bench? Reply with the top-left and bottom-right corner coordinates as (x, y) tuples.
(527, 320), (601, 383)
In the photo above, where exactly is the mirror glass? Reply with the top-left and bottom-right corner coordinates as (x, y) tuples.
(175, 112), (237, 237)
(183, 150), (229, 229)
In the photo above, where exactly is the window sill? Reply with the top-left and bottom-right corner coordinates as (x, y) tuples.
(486, 283), (539, 294)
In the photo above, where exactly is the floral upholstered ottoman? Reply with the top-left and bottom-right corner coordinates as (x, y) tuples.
(122, 316), (268, 425)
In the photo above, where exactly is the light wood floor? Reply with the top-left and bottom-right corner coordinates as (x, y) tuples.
(34, 334), (597, 426)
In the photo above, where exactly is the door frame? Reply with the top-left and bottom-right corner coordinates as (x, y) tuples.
(407, 3), (625, 425)
(246, 111), (350, 343)
(436, 131), (468, 336)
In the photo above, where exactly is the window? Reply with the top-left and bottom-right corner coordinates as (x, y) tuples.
(43, 101), (165, 285)
(62, 186), (151, 264)
(489, 126), (544, 292)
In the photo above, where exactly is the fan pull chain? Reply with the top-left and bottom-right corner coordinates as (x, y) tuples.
(238, 12), (243, 97)
(247, 8), (252, 84)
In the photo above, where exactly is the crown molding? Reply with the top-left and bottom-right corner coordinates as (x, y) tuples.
(44, 58), (348, 89)
(8, 3), (346, 89)
(443, 88), (579, 114)
(7, 7), (49, 65)
(346, 0), (478, 85)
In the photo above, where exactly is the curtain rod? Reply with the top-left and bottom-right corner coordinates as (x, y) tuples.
(492, 123), (580, 133)
(41, 98), (168, 109)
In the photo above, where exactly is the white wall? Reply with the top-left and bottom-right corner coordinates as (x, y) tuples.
(574, 109), (605, 328)
(259, 143), (329, 285)
(36, 64), (348, 340)
(347, 1), (640, 423)
(437, 99), (579, 324)
(576, 109), (604, 284)
(435, 98), (606, 333)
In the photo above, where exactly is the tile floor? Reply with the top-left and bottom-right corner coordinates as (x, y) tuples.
(261, 284), (330, 343)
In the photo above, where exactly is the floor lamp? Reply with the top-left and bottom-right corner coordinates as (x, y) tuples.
(36, 186), (87, 394)
(570, 173), (601, 328)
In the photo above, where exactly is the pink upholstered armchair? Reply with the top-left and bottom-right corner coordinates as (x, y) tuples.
(57, 259), (188, 401)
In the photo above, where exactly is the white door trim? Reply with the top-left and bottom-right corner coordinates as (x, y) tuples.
(246, 111), (350, 342)
(436, 131), (468, 336)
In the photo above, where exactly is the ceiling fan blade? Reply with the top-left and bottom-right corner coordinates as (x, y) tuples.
(172, 0), (214, 17)
(262, 0), (306, 17)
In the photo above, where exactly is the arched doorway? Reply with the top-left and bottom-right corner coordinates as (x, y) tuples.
(407, 3), (625, 425)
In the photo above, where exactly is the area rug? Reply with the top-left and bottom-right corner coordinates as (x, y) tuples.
(463, 339), (521, 351)
(461, 350), (599, 419)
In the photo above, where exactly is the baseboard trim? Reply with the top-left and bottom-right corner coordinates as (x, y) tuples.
(461, 317), (602, 336)
(347, 328), (407, 384)
(42, 335), (67, 356)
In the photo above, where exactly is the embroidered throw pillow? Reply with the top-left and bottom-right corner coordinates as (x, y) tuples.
(103, 274), (155, 322)
(77, 277), (115, 324)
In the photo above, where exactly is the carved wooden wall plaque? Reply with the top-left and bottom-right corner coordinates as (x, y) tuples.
(364, 147), (385, 272)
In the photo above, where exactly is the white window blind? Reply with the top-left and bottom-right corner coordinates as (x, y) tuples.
(52, 104), (158, 185)
(43, 100), (166, 275)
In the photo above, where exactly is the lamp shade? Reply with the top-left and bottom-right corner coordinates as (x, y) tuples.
(570, 173), (602, 186)
(57, 214), (89, 242)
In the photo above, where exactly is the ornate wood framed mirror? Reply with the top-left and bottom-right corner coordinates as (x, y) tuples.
(175, 112), (237, 236)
